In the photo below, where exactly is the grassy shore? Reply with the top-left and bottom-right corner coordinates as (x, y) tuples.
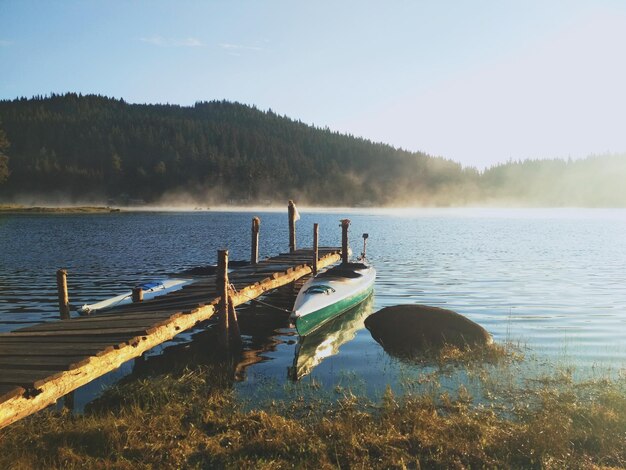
(1, 346), (624, 469)
(0, 204), (120, 213)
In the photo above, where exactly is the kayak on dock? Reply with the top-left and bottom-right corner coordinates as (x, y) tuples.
(78, 278), (192, 314)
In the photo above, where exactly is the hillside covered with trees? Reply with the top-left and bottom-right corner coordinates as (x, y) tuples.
(0, 93), (624, 207)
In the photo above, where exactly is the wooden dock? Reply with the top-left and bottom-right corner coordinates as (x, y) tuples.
(0, 246), (342, 429)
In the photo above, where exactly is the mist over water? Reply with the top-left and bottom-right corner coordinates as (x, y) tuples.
(4, 153), (626, 209)
(1, 208), (625, 402)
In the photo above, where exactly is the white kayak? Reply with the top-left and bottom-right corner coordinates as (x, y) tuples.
(78, 278), (192, 314)
(290, 262), (376, 336)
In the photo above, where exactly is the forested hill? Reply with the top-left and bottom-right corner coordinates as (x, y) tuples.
(0, 94), (471, 205)
(0, 93), (625, 207)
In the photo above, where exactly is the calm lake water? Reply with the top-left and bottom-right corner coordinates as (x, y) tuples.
(1, 208), (626, 405)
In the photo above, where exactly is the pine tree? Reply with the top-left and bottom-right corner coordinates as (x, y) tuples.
(0, 122), (9, 184)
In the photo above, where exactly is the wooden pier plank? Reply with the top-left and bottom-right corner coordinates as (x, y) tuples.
(0, 386), (24, 405)
(0, 369), (66, 388)
(1, 327), (156, 337)
(107, 296), (220, 314)
(0, 344), (121, 356)
(0, 336), (139, 345)
(15, 317), (177, 333)
(0, 356), (92, 370)
(70, 312), (183, 322)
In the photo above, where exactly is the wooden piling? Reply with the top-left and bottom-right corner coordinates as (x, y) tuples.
(227, 297), (242, 348)
(288, 200), (297, 253)
(251, 216), (260, 265)
(131, 286), (143, 303)
(56, 269), (70, 320)
(313, 223), (319, 275)
(341, 219), (351, 264)
(217, 250), (230, 347)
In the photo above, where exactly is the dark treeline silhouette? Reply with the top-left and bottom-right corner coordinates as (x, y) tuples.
(0, 93), (624, 206)
(0, 122), (9, 185)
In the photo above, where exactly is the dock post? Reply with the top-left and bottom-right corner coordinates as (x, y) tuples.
(132, 286), (143, 303)
(288, 200), (297, 253)
(56, 269), (70, 320)
(313, 223), (319, 275)
(341, 219), (351, 264)
(227, 297), (242, 348)
(251, 216), (260, 265)
(217, 249), (230, 348)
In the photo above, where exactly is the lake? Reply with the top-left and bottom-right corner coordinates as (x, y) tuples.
(1, 208), (626, 406)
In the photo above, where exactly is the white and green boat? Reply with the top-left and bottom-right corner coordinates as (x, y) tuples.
(290, 261), (376, 336)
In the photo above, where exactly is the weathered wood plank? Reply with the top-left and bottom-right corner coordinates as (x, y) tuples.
(108, 303), (196, 314)
(229, 274), (269, 282)
(16, 317), (174, 333)
(71, 311), (182, 322)
(1, 327), (154, 337)
(110, 295), (215, 312)
(0, 356), (91, 370)
(0, 336), (137, 345)
(0, 385), (24, 405)
(138, 292), (216, 303)
(0, 369), (65, 388)
(0, 343), (123, 356)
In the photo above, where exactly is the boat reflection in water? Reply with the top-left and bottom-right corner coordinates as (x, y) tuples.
(289, 294), (374, 381)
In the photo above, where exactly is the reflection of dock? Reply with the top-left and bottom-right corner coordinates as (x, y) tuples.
(0, 202), (349, 429)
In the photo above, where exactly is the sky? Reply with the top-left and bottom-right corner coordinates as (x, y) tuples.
(1, 0), (626, 168)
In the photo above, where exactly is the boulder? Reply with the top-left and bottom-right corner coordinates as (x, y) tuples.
(365, 304), (492, 357)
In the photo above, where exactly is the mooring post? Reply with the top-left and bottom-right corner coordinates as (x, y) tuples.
(341, 219), (351, 264)
(227, 296), (242, 348)
(56, 269), (70, 320)
(217, 249), (230, 348)
(251, 216), (260, 265)
(313, 223), (319, 275)
(288, 200), (297, 253)
(131, 286), (143, 303)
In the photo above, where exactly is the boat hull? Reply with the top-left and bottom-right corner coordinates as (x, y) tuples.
(292, 263), (376, 336)
(294, 284), (374, 336)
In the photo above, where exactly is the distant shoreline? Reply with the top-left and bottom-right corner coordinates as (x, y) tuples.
(0, 204), (121, 214)
(3, 204), (626, 215)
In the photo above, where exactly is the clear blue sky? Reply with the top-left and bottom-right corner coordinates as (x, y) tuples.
(1, 1), (626, 168)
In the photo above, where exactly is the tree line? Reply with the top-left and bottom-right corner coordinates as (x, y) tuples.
(0, 93), (624, 207)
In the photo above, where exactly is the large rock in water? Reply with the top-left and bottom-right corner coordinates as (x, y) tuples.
(365, 305), (492, 356)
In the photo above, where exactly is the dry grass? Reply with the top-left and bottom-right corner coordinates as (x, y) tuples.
(1, 359), (625, 470)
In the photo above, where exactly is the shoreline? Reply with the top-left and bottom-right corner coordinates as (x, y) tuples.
(3, 204), (626, 214)
(0, 204), (121, 214)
